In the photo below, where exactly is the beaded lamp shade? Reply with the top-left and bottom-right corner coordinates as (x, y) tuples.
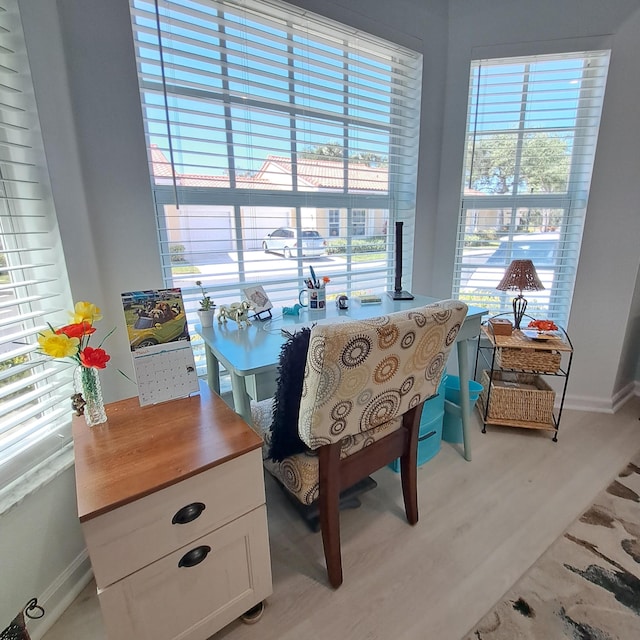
(496, 259), (545, 293)
(496, 260), (545, 329)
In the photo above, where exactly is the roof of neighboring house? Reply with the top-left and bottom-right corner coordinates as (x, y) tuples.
(149, 145), (272, 189)
(149, 145), (388, 191)
(150, 145), (175, 178)
(258, 155), (388, 191)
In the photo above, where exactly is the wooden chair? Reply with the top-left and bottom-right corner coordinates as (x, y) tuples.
(251, 299), (468, 588)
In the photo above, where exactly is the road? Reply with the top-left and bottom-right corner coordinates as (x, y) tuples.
(172, 246), (497, 307)
(193, 250), (388, 286)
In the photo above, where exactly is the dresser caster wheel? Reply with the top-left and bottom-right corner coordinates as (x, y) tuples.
(241, 601), (264, 625)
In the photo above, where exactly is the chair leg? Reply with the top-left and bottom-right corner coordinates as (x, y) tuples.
(318, 442), (343, 588)
(400, 407), (421, 525)
(400, 453), (418, 525)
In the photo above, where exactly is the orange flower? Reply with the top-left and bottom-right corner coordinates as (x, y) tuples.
(79, 347), (111, 369)
(57, 321), (96, 340)
(527, 319), (558, 331)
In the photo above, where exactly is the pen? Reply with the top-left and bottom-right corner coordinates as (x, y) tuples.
(309, 266), (318, 288)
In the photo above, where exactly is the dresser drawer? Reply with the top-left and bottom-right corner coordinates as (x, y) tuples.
(82, 448), (264, 588)
(97, 505), (272, 640)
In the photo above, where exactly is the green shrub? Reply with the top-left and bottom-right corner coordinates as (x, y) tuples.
(0, 252), (7, 281)
(0, 355), (33, 402)
(464, 229), (499, 247)
(169, 244), (186, 263)
(326, 236), (386, 255)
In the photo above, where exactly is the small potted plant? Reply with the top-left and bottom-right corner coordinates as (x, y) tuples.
(195, 280), (215, 328)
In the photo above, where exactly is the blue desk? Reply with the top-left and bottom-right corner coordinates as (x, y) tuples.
(199, 295), (486, 461)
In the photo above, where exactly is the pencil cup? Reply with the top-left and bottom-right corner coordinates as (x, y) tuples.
(298, 287), (326, 310)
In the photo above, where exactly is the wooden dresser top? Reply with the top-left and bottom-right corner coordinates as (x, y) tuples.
(73, 383), (263, 522)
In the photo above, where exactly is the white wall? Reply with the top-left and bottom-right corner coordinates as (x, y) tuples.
(21, 0), (165, 408)
(3, 0), (640, 634)
(617, 261), (640, 393)
(0, 467), (89, 639)
(571, 5), (640, 405)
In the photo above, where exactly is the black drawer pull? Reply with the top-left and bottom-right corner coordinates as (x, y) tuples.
(172, 502), (206, 525)
(178, 545), (211, 568)
(418, 430), (437, 442)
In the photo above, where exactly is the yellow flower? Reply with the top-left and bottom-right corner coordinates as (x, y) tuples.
(70, 301), (103, 324)
(38, 329), (80, 359)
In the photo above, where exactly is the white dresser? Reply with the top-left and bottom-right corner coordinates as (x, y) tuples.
(73, 383), (272, 640)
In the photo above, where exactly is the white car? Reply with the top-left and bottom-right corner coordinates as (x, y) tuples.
(463, 233), (559, 297)
(262, 227), (326, 258)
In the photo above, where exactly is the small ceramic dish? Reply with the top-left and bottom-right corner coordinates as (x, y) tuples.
(522, 329), (557, 341)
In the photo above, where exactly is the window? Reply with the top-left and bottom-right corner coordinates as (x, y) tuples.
(352, 209), (366, 236)
(328, 209), (340, 237)
(129, 0), (422, 348)
(453, 51), (610, 325)
(0, 0), (74, 488)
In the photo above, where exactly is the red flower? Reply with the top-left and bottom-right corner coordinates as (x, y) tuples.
(79, 347), (111, 369)
(57, 321), (96, 339)
(527, 319), (558, 331)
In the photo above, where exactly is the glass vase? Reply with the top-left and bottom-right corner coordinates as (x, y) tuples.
(74, 366), (107, 426)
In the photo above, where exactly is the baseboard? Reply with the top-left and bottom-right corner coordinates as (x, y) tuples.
(561, 381), (639, 415)
(28, 550), (93, 640)
(612, 381), (640, 413)
(561, 394), (615, 414)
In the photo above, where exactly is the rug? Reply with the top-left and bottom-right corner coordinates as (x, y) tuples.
(466, 451), (640, 640)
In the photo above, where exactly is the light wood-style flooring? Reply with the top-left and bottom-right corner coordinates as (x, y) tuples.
(42, 397), (640, 640)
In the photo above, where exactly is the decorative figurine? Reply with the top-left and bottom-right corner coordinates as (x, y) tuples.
(71, 392), (86, 416)
(217, 300), (254, 329)
(283, 303), (302, 316)
(336, 295), (349, 310)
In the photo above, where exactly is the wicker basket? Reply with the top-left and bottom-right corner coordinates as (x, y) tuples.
(479, 370), (555, 424)
(496, 347), (561, 374)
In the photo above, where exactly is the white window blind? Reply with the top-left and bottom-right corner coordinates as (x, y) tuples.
(453, 51), (610, 326)
(129, 0), (422, 322)
(0, 0), (73, 488)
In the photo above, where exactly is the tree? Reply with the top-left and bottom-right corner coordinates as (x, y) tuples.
(299, 142), (388, 166)
(521, 133), (570, 194)
(350, 151), (388, 167)
(467, 132), (571, 231)
(468, 132), (570, 195)
(299, 141), (344, 160)
(467, 134), (518, 194)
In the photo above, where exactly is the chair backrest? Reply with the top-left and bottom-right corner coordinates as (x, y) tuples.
(298, 299), (468, 449)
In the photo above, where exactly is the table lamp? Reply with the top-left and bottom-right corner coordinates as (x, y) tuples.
(496, 259), (544, 330)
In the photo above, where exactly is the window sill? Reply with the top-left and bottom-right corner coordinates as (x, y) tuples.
(0, 443), (75, 517)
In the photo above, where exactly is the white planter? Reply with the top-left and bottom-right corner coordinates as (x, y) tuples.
(197, 309), (215, 328)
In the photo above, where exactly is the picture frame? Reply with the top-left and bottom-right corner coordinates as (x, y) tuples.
(242, 284), (273, 321)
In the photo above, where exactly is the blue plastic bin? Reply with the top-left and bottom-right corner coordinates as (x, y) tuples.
(442, 375), (483, 443)
(389, 374), (447, 472)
